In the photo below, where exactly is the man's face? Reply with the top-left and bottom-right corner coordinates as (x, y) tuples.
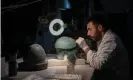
(87, 21), (102, 41)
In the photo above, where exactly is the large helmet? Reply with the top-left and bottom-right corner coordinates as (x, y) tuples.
(19, 44), (47, 71)
(27, 44), (46, 64)
(55, 36), (78, 63)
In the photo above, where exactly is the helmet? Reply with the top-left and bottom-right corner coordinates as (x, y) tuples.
(55, 36), (78, 63)
(18, 44), (47, 71)
(26, 44), (46, 64)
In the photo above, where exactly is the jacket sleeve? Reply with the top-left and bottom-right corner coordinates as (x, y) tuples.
(86, 37), (116, 69)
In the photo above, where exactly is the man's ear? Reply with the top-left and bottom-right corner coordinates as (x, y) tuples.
(97, 24), (103, 31)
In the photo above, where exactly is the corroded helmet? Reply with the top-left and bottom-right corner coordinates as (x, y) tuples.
(55, 36), (78, 63)
(19, 44), (47, 71)
(27, 44), (46, 64)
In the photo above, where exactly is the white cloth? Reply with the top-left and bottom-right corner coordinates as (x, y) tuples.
(86, 30), (130, 80)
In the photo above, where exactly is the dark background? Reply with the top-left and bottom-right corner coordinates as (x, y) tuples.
(1, 0), (133, 78)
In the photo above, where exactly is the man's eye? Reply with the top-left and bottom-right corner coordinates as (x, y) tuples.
(89, 29), (92, 31)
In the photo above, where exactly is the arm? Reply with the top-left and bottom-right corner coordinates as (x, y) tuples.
(86, 38), (116, 69)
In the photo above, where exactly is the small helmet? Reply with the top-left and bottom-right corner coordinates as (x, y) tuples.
(55, 36), (78, 63)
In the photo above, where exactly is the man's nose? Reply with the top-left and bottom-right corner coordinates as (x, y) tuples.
(87, 31), (90, 36)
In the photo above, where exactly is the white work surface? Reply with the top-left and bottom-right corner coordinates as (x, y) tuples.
(8, 65), (94, 80)
(1, 54), (94, 80)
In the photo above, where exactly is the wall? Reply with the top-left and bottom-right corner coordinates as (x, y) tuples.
(100, 0), (130, 13)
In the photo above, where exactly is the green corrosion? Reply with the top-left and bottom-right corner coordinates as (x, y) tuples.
(55, 36), (78, 64)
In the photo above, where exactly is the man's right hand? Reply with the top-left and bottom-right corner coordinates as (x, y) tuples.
(76, 37), (90, 53)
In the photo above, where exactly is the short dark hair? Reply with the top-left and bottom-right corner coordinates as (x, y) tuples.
(87, 12), (110, 32)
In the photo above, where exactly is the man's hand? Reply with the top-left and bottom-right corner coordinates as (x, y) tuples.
(76, 37), (90, 53)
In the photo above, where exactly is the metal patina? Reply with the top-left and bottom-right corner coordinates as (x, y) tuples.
(55, 36), (78, 63)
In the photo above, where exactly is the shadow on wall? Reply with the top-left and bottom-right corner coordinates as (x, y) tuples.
(35, 23), (56, 53)
(108, 13), (132, 52)
(109, 13), (133, 79)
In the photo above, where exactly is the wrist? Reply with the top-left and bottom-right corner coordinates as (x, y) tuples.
(83, 46), (90, 54)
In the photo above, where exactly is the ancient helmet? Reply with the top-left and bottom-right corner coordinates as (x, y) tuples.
(26, 44), (46, 64)
(55, 36), (78, 63)
(18, 44), (47, 71)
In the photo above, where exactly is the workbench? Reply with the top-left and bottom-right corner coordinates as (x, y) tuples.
(1, 54), (94, 80)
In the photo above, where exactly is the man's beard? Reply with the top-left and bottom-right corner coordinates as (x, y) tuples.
(89, 35), (97, 41)
(90, 37), (95, 41)
(91, 32), (101, 42)
(90, 36), (100, 42)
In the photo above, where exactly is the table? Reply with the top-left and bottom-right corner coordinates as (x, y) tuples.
(1, 54), (94, 80)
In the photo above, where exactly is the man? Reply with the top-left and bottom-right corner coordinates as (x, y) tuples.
(76, 12), (130, 80)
